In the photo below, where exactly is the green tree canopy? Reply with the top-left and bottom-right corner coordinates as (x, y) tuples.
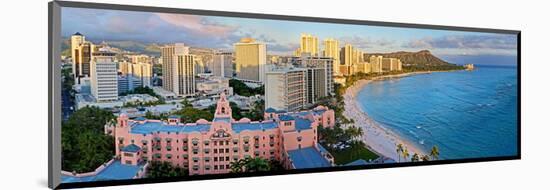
(61, 106), (116, 173)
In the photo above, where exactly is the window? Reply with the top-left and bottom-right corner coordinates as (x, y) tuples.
(214, 157), (218, 162)
(214, 165), (218, 170)
(225, 156), (229, 161)
(225, 148), (229, 153)
(204, 140), (210, 146)
(123, 153), (133, 157)
(125, 160), (132, 165)
(214, 149), (218, 154)
(220, 141), (224, 146)
(220, 149), (224, 153)
(220, 165), (225, 170)
(220, 157), (224, 162)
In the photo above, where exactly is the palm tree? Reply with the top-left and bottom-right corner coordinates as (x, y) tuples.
(421, 155), (430, 161)
(402, 147), (410, 162)
(231, 157), (271, 173)
(396, 144), (404, 162)
(229, 159), (245, 173)
(411, 153), (420, 162)
(244, 157), (271, 172)
(430, 146), (440, 160)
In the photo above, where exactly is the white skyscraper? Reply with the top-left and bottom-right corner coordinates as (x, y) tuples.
(90, 47), (118, 102)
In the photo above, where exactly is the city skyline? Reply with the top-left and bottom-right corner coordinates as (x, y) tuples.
(62, 7), (517, 61)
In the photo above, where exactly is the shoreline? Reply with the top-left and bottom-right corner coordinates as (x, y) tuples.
(343, 71), (436, 162)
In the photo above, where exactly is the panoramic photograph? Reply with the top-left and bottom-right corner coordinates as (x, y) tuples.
(58, 7), (518, 183)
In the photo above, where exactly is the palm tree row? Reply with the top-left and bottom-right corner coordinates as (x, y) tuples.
(395, 143), (440, 162)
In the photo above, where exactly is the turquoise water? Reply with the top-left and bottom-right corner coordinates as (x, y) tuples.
(356, 65), (518, 159)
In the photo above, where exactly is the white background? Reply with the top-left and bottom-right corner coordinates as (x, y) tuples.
(0, 0), (549, 189)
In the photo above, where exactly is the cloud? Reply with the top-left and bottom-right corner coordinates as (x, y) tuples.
(338, 36), (396, 49)
(155, 13), (237, 37)
(404, 34), (517, 55)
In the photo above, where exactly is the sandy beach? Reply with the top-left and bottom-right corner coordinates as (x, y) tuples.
(343, 72), (432, 162)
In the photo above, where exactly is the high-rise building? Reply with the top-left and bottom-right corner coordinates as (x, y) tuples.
(300, 34), (319, 56)
(212, 52), (233, 78)
(370, 55), (383, 73)
(296, 56), (334, 103)
(340, 44), (354, 76)
(90, 47), (118, 102)
(174, 54), (196, 96)
(161, 43), (190, 93)
(265, 66), (307, 112)
(132, 62), (153, 87)
(323, 38), (340, 76)
(70, 32), (85, 79)
(382, 57), (402, 71)
(71, 32), (94, 81)
(128, 54), (151, 64)
(354, 62), (371, 74)
(234, 38), (267, 83)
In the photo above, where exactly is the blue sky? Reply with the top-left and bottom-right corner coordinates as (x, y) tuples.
(62, 7), (517, 64)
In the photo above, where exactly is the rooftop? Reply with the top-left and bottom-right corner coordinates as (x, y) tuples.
(232, 122), (278, 133)
(61, 160), (145, 183)
(121, 144), (141, 153)
(129, 120), (281, 134)
(279, 115), (295, 121)
(130, 121), (211, 134)
(287, 147), (331, 169)
(295, 117), (312, 130)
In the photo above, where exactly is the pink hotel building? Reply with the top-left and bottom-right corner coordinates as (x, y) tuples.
(113, 92), (336, 175)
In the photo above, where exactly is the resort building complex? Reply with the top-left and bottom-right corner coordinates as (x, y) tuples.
(109, 93), (335, 175)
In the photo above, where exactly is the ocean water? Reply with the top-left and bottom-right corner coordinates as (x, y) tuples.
(356, 65), (518, 159)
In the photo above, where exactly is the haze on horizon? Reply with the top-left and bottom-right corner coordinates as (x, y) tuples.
(61, 7), (518, 65)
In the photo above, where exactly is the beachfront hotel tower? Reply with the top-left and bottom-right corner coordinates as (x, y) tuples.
(296, 34), (319, 57)
(265, 66), (307, 112)
(161, 43), (196, 97)
(110, 92), (336, 175)
(369, 55), (383, 73)
(234, 38), (267, 84)
(339, 44), (354, 76)
(90, 47), (118, 102)
(323, 38), (341, 76)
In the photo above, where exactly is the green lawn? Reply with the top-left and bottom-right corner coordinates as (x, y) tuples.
(331, 144), (380, 165)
